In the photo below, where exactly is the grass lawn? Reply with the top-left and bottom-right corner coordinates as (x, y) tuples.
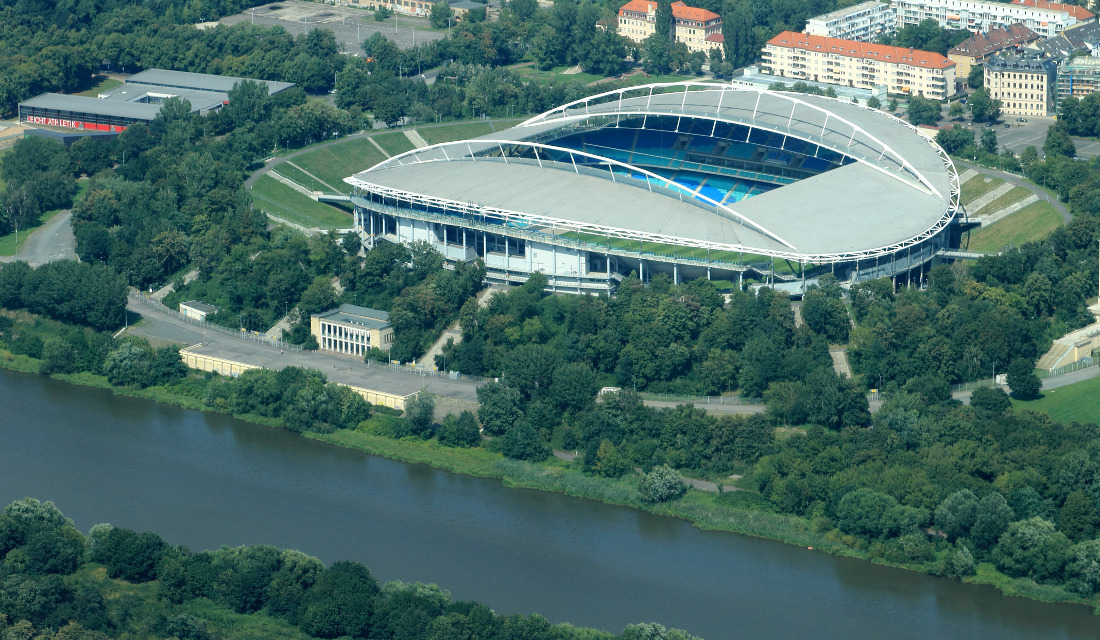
(292, 139), (387, 190)
(418, 120), (524, 145)
(272, 163), (339, 193)
(960, 175), (1005, 205)
(75, 76), (123, 97)
(968, 200), (1062, 253)
(371, 131), (416, 156)
(1011, 374), (1100, 425)
(972, 185), (1031, 217)
(250, 175), (352, 229)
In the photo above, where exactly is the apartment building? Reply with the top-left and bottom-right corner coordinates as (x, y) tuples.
(985, 55), (1058, 116)
(763, 31), (956, 99)
(892, 0), (1091, 38)
(804, 1), (896, 42)
(1056, 55), (1100, 105)
(617, 0), (723, 53)
(947, 23), (1040, 78)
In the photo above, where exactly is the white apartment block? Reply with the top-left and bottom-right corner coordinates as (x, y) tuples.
(805, 1), (897, 42)
(763, 31), (956, 99)
(892, 0), (1090, 39)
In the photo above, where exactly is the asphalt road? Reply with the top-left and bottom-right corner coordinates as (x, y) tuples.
(945, 114), (1100, 159)
(0, 210), (77, 266)
(125, 293), (482, 402)
(219, 0), (446, 55)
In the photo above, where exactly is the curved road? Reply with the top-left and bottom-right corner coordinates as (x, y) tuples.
(0, 210), (77, 266)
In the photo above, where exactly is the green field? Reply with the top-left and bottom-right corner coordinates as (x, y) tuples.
(75, 75), (123, 97)
(291, 139), (387, 191)
(418, 120), (523, 145)
(1011, 374), (1100, 425)
(271, 162), (338, 193)
(973, 186), (1031, 217)
(250, 175), (352, 229)
(371, 131), (416, 156)
(968, 200), (1062, 253)
(960, 175), (1005, 205)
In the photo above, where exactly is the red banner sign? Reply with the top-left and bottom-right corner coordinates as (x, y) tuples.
(24, 115), (125, 132)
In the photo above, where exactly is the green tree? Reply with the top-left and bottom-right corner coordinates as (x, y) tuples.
(1044, 124), (1077, 158)
(654, 0), (672, 39)
(906, 95), (941, 126)
(620, 622), (703, 640)
(836, 488), (900, 539)
(476, 381), (523, 436)
(437, 411), (481, 448)
(549, 362), (598, 413)
(1066, 540), (1100, 595)
(104, 340), (151, 387)
(981, 128), (998, 154)
(967, 88), (1000, 122)
(429, 1), (452, 29)
(1058, 490), (1100, 542)
(405, 392), (436, 438)
(944, 541), (977, 578)
(935, 489), (979, 542)
(639, 465), (687, 503)
(971, 492), (1014, 551)
(1006, 357), (1041, 400)
(935, 124), (975, 155)
(299, 561), (379, 639)
(867, 96), (882, 110)
(499, 420), (550, 461)
(969, 386), (1011, 416)
(993, 517), (1072, 582)
(968, 64), (984, 89)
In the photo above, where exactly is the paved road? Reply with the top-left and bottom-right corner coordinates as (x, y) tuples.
(946, 114), (1100, 160)
(125, 292), (482, 402)
(0, 210), (77, 266)
(954, 159), (1072, 224)
(219, 0), (445, 55)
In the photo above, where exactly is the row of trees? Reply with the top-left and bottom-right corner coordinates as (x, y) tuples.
(0, 260), (126, 332)
(0, 498), (701, 639)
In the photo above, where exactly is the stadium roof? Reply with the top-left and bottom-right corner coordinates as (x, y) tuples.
(348, 83), (958, 263)
(767, 31), (955, 70)
(125, 69), (295, 95)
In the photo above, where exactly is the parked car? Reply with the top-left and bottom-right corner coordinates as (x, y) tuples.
(1005, 123), (1011, 128)
(1016, 118), (1028, 123)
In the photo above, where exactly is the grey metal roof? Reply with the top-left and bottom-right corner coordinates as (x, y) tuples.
(349, 84), (957, 261)
(125, 69), (295, 95)
(181, 300), (219, 314)
(314, 304), (391, 330)
(1031, 21), (1100, 58)
(18, 93), (164, 119)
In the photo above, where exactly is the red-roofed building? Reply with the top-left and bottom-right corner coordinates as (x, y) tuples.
(947, 23), (1040, 78)
(617, 0), (723, 53)
(763, 31), (956, 99)
(1011, 0), (1094, 22)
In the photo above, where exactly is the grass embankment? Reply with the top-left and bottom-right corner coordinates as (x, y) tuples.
(1011, 374), (1100, 425)
(968, 200), (1062, 253)
(272, 163), (341, 193)
(972, 186), (1031, 217)
(418, 121), (498, 145)
(292, 138), (387, 188)
(960, 175), (1005, 206)
(250, 175), (352, 229)
(370, 131), (416, 156)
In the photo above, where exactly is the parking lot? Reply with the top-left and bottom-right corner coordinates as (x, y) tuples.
(939, 106), (1100, 159)
(217, 0), (446, 54)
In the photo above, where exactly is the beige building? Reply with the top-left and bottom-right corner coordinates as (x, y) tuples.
(804, 1), (896, 42)
(310, 304), (394, 357)
(179, 300), (218, 322)
(893, 0), (1092, 39)
(617, 0), (723, 53)
(985, 55), (1058, 116)
(763, 31), (956, 99)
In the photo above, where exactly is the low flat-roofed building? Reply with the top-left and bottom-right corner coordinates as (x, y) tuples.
(986, 54), (1058, 115)
(18, 69), (295, 133)
(180, 300), (219, 322)
(948, 24), (1040, 79)
(311, 304), (394, 356)
(804, 1), (896, 42)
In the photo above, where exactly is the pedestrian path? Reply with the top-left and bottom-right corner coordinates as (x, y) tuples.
(967, 182), (1013, 212)
(405, 129), (429, 149)
(368, 137), (391, 158)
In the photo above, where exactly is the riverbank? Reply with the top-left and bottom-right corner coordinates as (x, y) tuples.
(2, 352), (1098, 615)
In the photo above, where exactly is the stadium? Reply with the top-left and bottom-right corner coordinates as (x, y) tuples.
(344, 82), (962, 293)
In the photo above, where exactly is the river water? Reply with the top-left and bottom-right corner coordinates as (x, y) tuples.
(0, 369), (1097, 639)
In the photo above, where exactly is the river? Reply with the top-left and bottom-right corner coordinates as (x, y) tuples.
(0, 369), (1097, 639)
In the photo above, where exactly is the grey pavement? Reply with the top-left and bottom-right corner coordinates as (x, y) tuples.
(946, 114), (1100, 160)
(219, 0), (445, 55)
(0, 210), (77, 266)
(125, 292), (482, 402)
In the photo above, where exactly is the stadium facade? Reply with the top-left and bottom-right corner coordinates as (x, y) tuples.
(345, 82), (962, 293)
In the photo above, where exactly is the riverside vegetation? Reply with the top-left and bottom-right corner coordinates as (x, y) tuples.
(0, 497), (703, 640)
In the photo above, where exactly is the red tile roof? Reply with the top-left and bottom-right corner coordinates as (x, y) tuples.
(948, 23), (1040, 58)
(766, 31), (956, 70)
(705, 33), (724, 43)
(1011, 0), (1094, 21)
(617, 0), (720, 22)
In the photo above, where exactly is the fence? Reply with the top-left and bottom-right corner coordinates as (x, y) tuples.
(382, 361), (486, 384)
(1039, 358), (1097, 379)
(128, 293), (304, 352)
(636, 391), (763, 406)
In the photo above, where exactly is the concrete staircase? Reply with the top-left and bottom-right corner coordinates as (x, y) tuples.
(967, 182), (1014, 212)
(981, 194), (1039, 226)
(405, 129), (430, 149)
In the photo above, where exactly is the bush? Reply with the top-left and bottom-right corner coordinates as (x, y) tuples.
(639, 465), (687, 503)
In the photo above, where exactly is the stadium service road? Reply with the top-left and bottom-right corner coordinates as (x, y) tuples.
(217, 0), (446, 55)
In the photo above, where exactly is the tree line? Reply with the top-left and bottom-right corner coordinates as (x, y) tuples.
(0, 497), (702, 640)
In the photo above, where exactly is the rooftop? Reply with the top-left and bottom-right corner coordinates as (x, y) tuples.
(987, 55), (1059, 72)
(124, 69), (295, 95)
(181, 300), (219, 314)
(948, 24), (1040, 58)
(1011, 0), (1094, 21)
(617, 0), (719, 21)
(1030, 20), (1100, 57)
(314, 304), (391, 330)
(807, 1), (891, 23)
(767, 31), (955, 70)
